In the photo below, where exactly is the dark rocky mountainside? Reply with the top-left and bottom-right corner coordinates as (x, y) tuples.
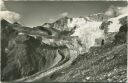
(1, 13), (127, 82)
(1, 19), (83, 81)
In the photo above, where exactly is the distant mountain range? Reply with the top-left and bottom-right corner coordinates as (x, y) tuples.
(1, 12), (127, 82)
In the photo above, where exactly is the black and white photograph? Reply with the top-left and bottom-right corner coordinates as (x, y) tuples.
(0, 0), (128, 82)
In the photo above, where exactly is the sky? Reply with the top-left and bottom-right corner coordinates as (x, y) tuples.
(4, 1), (127, 27)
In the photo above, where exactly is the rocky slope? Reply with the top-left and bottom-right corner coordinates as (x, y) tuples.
(1, 12), (127, 82)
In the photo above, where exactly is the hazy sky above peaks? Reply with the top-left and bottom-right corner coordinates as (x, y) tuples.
(4, 1), (127, 27)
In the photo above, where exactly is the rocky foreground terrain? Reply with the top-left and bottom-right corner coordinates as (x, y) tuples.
(1, 12), (127, 82)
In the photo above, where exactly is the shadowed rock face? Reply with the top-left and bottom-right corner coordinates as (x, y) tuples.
(114, 24), (127, 44)
(1, 20), (18, 71)
(1, 20), (45, 81)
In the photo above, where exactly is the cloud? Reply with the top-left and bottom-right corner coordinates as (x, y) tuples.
(0, 11), (21, 23)
(105, 5), (118, 17)
(105, 5), (128, 17)
(117, 6), (128, 15)
(0, 0), (6, 11)
(0, 0), (21, 23)
(60, 12), (68, 17)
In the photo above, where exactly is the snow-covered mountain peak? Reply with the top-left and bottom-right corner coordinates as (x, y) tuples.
(101, 13), (128, 33)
